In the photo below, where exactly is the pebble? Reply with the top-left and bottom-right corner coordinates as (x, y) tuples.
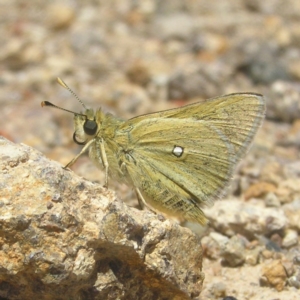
(276, 178), (300, 204)
(264, 192), (281, 207)
(282, 229), (298, 248)
(210, 232), (229, 247)
(283, 199), (300, 231)
(210, 281), (226, 297)
(220, 235), (246, 267)
(282, 260), (295, 277)
(288, 274), (300, 289)
(245, 247), (261, 265)
(201, 235), (220, 260)
(244, 181), (277, 200)
(269, 81), (300, 122)
(261, 260), (287, 291)
(47, 4), (75, 30)
(152, 13), (195, 40)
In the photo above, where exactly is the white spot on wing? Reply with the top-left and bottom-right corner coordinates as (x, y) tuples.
(173, 145), (184, 157)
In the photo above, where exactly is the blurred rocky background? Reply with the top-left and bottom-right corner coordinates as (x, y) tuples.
(1, 1), (300, 299)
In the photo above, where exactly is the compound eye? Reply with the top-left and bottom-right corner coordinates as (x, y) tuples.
(73, 132), (87, 145)
(84, 120), (98, 135)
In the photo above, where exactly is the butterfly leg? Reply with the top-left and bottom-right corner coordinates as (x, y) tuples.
(135, 188), (157, 215)
(135, 188), (145, 209)
(96, 138), (109, 188)
(64, 139), (95, 169)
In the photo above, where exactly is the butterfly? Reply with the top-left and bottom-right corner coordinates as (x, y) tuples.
(42, 78), (265, 224)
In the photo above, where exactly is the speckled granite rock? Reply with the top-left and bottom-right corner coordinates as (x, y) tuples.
(0, 137), (204, 300)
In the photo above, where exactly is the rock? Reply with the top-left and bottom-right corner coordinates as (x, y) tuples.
(220, 235), (246, 267)
(282, 260), (295, 277)
(245, 246), (261, 265)
(244, 182), (277, 200)
(264, 192), (281, 207)
(282, 229), (298, 248)
(210, 281), (226, 297)
(201, 232), (229, 260)
(238, 43), (291, 85)
(201, 235), (221, 260)
(152, 13), (195, 40)
(0, 137), (204, 300)
(205, 199), (287, 239)
(283, 199), (300, 231)
(261, 249), (275, 260)
(288, 271), (300, 289)
(268, 81), (300, 122)
(276, 178), (300, 204)
(46, 4), (75, 30)
(293, 255), (300, 265)
(167, 63), (232, 100)
(259, 159), (284, 186)
(126, 61), (151, 86)
(260, 260), (287, 291)
(210, 232), (229, 248)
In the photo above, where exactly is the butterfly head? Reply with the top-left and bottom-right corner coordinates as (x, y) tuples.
(72, 108), (99, 145)
(41, 78), (100, 146)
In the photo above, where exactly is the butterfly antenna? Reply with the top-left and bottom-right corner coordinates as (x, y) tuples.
(57, 77), (87, 110)
(41, 101), (87, 117)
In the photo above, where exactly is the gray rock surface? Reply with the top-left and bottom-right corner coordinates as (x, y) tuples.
(204, 199), (287, 239)
(0, 137), (204, 300)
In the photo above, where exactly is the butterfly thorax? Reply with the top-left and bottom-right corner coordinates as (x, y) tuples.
(74, 108), (131, 183)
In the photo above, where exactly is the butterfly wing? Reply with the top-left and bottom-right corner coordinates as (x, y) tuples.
(115, 93), (265, 223)
(128, 93), (265, 159)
